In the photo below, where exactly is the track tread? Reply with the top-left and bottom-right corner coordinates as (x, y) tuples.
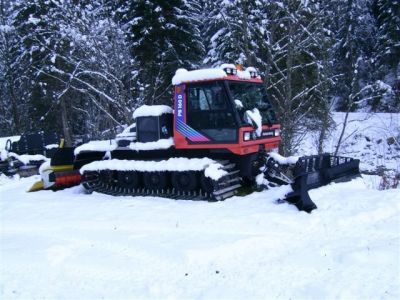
(81, 159), (243, 201)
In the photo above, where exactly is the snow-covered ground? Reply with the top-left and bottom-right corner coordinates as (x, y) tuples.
(1, 112), (399, 299)
(0, 175), (399, 299)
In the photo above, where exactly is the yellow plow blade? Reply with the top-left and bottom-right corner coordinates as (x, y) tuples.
(27, 164), (74, 192)
(28, 180), (44, 192)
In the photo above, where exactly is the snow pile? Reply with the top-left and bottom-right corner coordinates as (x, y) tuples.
(0, 173), (12, 185)
(132, 105), (173, 119)
(74, 140), (117, 155)
(38, 160), (51, 175)
(172, 68), (227, 85)
(8, 153), (47, 165)
(219, 63), (254, 80)
(116, 131), (136, 140)
(0, 135), (20, 150)
(245, 66), (257, 73)
(128, 138), (174, 151)
(237, 69), (252, 80)
(172, 66), (261, 85)
(234, 99), (244, 109)
(376, 80), (394, 95)
(45, 144), (59, 150)
(117, 123), (136, 135)
(27, 16), (40, 25)
(269, 152), (299, 165)
(245, 108), (262, 136)
(75, 137), (173, 155)
(0, 149), (7, 161)
(0, 177), (399, 299)
(80, 157), (226, 180)
(116, 124), (137, 142)
(255, 173), (265, 185)
(204, 162), (227, 180)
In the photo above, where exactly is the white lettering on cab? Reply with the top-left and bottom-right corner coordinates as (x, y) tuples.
(177, 94), (183, 117)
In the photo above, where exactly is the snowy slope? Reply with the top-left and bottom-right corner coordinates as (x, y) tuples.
(299, 112), (400, 173)
(1, 175), (399, 299)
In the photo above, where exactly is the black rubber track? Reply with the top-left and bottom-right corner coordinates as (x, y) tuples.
(81, 160), (242, 201)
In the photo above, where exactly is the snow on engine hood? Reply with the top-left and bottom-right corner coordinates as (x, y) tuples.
(132, 105), (173, 119)
(80, 157), (227, 181)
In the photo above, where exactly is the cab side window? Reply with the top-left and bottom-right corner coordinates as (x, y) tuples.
(186, 82), (237, 142)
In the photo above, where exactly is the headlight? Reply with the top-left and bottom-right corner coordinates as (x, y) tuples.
(274, 129), (280, 136)
(244, 132), (251, 141)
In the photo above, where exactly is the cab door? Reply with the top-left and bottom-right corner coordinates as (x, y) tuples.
(186, 81), (238, 143)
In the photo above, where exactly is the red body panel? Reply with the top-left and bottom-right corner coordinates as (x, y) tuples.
(54, 171), (81, 187)
(174, 125), (281, 155)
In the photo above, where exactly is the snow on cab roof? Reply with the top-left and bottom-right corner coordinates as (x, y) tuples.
(172, 65), (261, 85)
(132, 105), (173, 119)
(237, 67), (260, 80)
(172, 68), (227, 85)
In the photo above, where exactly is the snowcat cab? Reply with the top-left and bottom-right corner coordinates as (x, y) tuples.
(173, 66), (281, 155)
(171, 65), (283, 182)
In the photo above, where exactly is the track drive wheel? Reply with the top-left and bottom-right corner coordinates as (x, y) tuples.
(118, 171), (141, 188)
(99, 170), (113, 184)
(200, 173), (215, 194)
(172, 171), (199, 191)
(143, 172), (169, 190)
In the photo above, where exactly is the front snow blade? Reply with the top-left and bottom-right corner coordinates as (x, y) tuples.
(286, 154), (360, 213)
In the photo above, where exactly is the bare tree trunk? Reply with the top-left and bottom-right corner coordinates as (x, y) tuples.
(335, 0), (357, 156)
(317, 61), (331, 154)
(60, 97), (72, 146)
(318, 114), (328, 154)
(334, 105), (351, 156)
(7, 76), (21, 134)
(241, 2), (254, 66)
(282, 22), (294, 156)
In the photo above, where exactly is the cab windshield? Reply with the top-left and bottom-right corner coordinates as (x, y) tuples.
(227, 82), (277, 125)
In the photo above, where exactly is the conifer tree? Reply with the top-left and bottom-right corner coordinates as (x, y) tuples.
(332, 0), (377, 111)
(0, 0), (22, 135)
(371, 0), (400, 111)
(10, 0), (62, 133)
(203, 0), (263, 67)
(374, 0), (400, 71)
(120, 0), (204, 104)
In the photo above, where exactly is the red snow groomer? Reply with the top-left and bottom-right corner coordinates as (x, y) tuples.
(32, 65), (360, 213)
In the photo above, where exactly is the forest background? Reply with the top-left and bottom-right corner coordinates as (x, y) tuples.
(0, 0), (399, 155)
